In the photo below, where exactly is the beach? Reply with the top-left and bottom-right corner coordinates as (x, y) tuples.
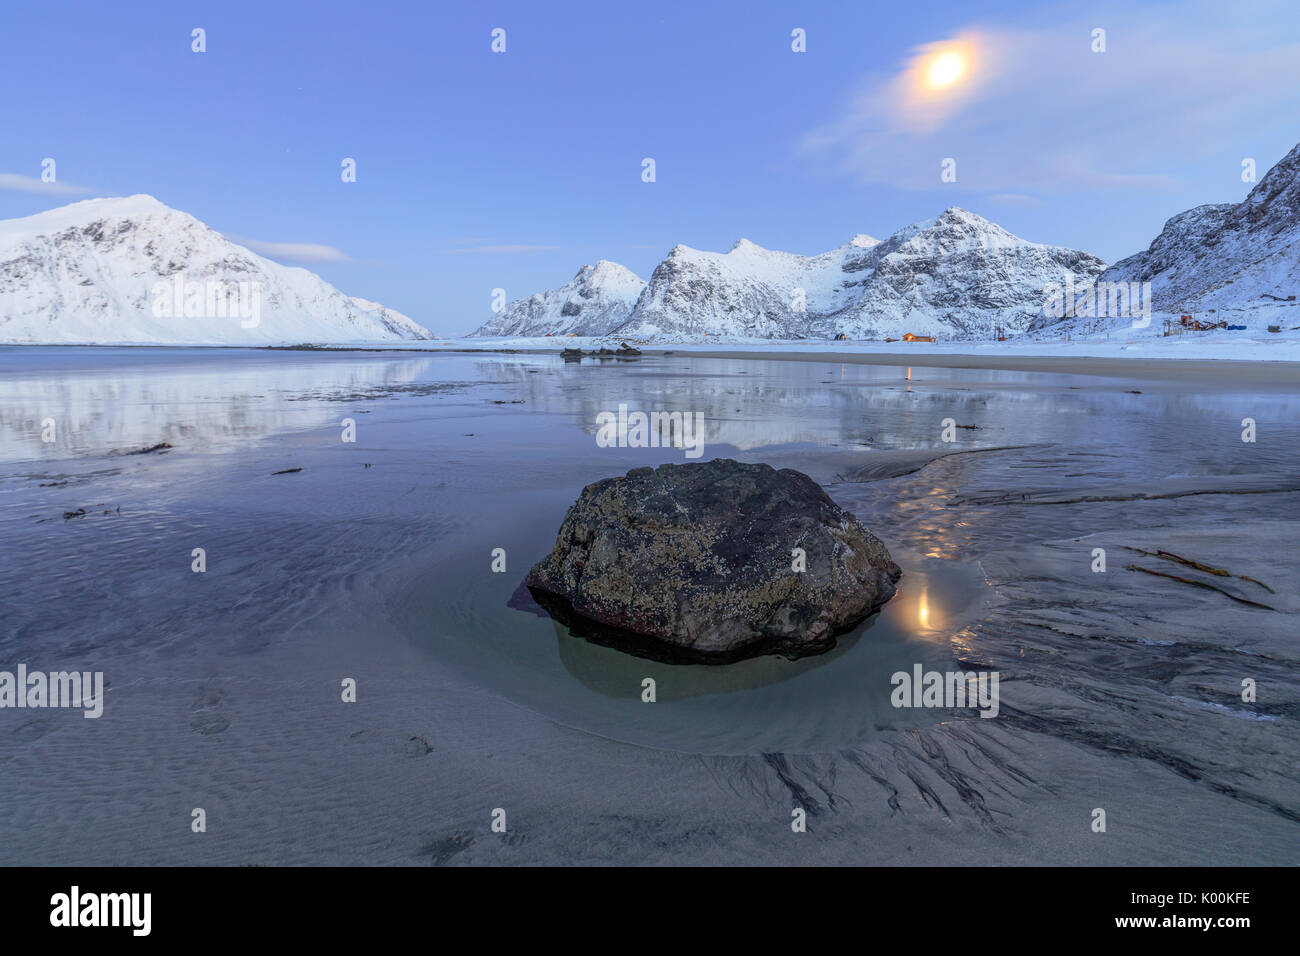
(1, 346), (1296, 865)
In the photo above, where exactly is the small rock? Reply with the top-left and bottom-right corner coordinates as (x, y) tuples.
(404, 735), (434, 756)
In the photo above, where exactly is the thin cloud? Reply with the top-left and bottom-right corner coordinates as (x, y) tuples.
(801, 1), (1300, 193)
(988, 193), (1043, 208)
(449, 244), (560, 254)
(0, 173), (92, 195)
(226, 235), (351, 265)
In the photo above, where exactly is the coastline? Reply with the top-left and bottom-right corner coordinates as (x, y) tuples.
(646, 349), (1300, 387)
(3, 347), (1297, 865)
(7, 340), (1300, 387)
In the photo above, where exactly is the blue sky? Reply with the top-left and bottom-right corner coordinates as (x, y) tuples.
(2, 0), (1298, 334)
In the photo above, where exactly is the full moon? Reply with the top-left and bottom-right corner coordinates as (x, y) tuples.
(925, 50), (967, 89)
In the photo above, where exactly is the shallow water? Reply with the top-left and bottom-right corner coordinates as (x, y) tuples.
(2, 346), (1298, 849)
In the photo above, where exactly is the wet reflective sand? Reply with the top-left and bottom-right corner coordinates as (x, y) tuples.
(1, 347), (1296, 864)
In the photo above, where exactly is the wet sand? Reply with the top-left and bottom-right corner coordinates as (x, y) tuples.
(642, 349), (1300, 388)
(2, 348), (1296, 865)
(285, 343), (1300, 388)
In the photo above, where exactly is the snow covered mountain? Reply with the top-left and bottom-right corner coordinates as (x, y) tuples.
(622, 209), (1105, 339)
(828, 209), (1106, 339)
(480, 209), (1105, 341)
(0, 195), (434, 344)
(472, 259), (645, 336)
(1094, 142), (1300, 317)
(619, 234), (880, 339)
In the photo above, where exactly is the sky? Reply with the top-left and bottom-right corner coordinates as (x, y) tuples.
(2, 0), (1298, 335)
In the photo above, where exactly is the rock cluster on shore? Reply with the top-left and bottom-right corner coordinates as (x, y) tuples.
(525, 459), (901, 661)
(560, 342), (641, 359)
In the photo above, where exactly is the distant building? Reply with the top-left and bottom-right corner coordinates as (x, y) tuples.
(902, 332), (936, 342)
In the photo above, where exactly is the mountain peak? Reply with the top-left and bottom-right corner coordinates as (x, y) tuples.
(1244, 139), (1300, 210)
(59, 194), (171, 218)
(590, 258), (635, 277)
(935, 206), (994, 228)
(1098, 138), (1300, 313)
(0, 196), (433, 343)
(0, 194), (179, 244)
(885, 206), (1024, 252)
(611, 207), (1104, 340)
(475, 257), (645, 336)
(575, 259), (643, 290)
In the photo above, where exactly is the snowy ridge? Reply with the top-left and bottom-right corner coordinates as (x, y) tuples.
(1085, 142), (1300, 323)
(473, 260), (645, 336)
(620, 234), (881, 339)
(0, 195), (434, 344)
(484, 208), (1105, 341)
(480, 140), (1300, 343)
(824, 208), (1106, 339)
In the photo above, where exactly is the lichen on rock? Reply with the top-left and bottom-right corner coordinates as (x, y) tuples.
(524, 459), (901, 662)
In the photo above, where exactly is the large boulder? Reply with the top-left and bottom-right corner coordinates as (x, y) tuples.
(524, 459), (901, 661)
